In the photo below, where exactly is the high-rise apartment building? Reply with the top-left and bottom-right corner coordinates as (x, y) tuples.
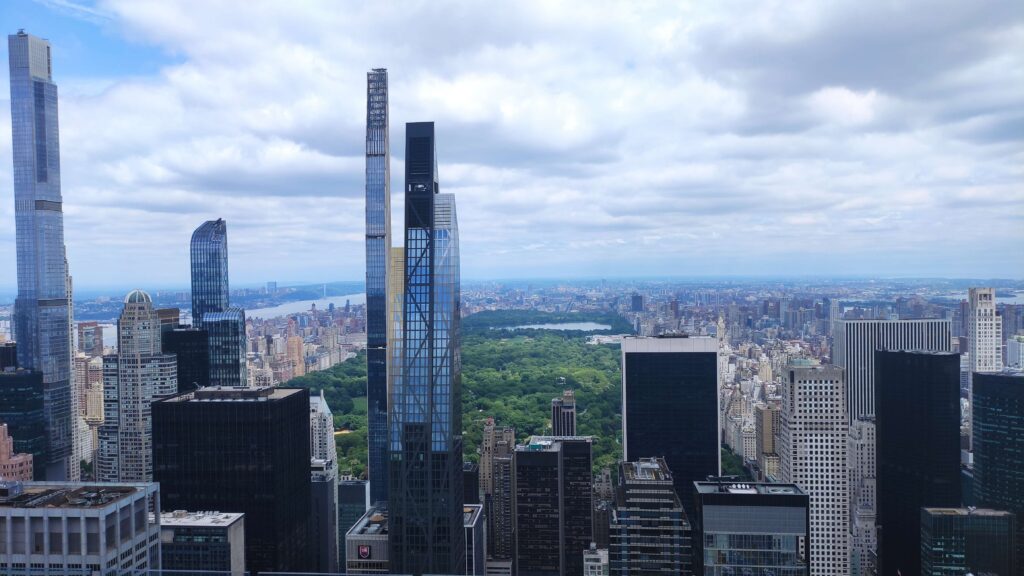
(832, 319), (951, 421)
(514, 436), (593, 576)
(551, 389), (577, 436)
(779, 364), (849, 576)
(204, 308), (247, 387)
(847, 418), (877, 576)
(190, 219), (229, 328)
(153, 386), (312, 573)
(310, 390), (340, 573)
(609, 458), (690, 576)
(754, 401), (780, 480)
(8, 31), (74, 480)
(621, 336), (719, 517)
(920, 507), (1017, 576)
(874, 351), (960, 576)
(968, 288), (1002, 375)
(389, 121), (464, 575)
(694, 481), (810, 576)
(76, 321), (103, 357)
(366, 67), (392, 507)
(97, 290), (178, 483)
(972, 370), (1024, 565)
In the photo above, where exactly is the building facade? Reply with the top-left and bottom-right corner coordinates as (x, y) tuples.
(0, 423), (33, 480)
(161, 327), (210, 392)
(389, 121), (465, 575)
(339, 479), (370, 569)
(779, 364), (850, 576)
(75, 322), (103, 357)
(464, 504), (485, 576)
(874, 351), (961, 576)
(189, 219), (229, 328)
(609, 458), (690, 576)
(310, 390), (340, 573)
(159, 510), (245, 575)
(0, 358), (46, 479)
(847, 418), (877, 576)
(8, 31), (74, 481)
(551, 389), (577, 436)
(365, 67), (392, 507)
(920, 507), (1016, 576)
(621, 336), (719, 517)
(152, 386), (312, 573)
(514, 436), (593, 576)
(694, 481), (809, 576)
(204, 308), (248, 387)
(346, 505), (390, 574)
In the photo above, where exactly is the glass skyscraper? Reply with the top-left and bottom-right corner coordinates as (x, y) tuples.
(365, 68), (391, 506)
(389, 121), (465, 575)
(190, 218), (229, 328)
(8, 30), (74, 480)
(204, 308), (247, 388)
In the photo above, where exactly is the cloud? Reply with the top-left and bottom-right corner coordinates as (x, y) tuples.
(0, 0), (1020, 289)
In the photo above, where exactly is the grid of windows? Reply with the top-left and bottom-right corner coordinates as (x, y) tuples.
(189, 219), (229, 329)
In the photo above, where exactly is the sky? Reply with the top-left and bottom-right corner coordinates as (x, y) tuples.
(0, 0), (1022, 290)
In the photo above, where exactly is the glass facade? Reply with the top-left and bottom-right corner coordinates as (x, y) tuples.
(0, 368), (47, 479)
(389, 122), (465, 575)
(920, 507), (1017, 576)
(190, 219), (229, 328)
(8, 31), (73, 480)
(365, 68), (391, 506)
(162, 327), (210, 392)
(204, 308), (247, 388)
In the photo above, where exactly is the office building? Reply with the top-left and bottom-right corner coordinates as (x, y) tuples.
(779, 364), (849, 576)
(514, 436), (593, 576)
(204, 308), (247, 387)
(490, 442), (516, 566)
(920, 507), (1016, 576)
(389, 121), (464, 575)
(754, 401), (780, 480)
(153, 386), (312, 573)
(0, 423), (33, 480)
(972, 370), (1024, 565)
(97, 290), (178, 483)
(1008, 335), (1024, 369)
(465, 504), (485, 576)
(551, 389), (577, 436)
(310, 390), (340, 573)
(622, 336), (719, 517)
(75, 322), (103, 357)
(159, 510), (245, 575)
(339, 479), (370, 569)
(875, 351), (960, 576)
(609, 458), (690, 576)
(969, 288), (1003, 375)
(481, 418), (515, 498)
(162, 327), (210, 392)
(0, 356), (46, 478)
(366, 67), (392, 507)
(0, 480), (161, 575)
(464, 461), (480, 504)
(630, 294), (644, 312)
(584, 544), (609, 576)
(694, 481), (809, 576)
(848, 418), (877, 576)
(832, 319), (951, 421)
(8, 31), (74, 480)
(0, 342), (16, 370)
(190, 218), (229, 328)
(346, 505), (390, 574)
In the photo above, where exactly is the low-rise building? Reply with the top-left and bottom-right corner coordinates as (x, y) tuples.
(346, 505), (389, 574)
(158, 510), (245, 575)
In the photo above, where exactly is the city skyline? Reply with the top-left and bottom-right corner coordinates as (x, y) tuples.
(1, 0), (1021, 289)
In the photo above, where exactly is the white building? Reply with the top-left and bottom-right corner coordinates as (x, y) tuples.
(0, 480), (161, 575)
(583, 543), (609, 576)
(310, 390), (340, 573)
(968, 288), (1003, 374)
(1007, 335), (1024, 369)
(848, 419), (877, 576)
(780, 364), (850, 576)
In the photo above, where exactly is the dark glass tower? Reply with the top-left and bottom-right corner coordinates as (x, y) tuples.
(162, 327), (210, 392)
(972, 371), (1024, 564)
(874, 350), (960, 576)
(621, 336), (719, 518)
(389, 121), (464, 575)
(190, 219), (229, 328)
(0, 346), (47, 479)
(920, 507), (1017, 576)
(610, 458), (691, 576)
(365, 68), (391, 506)
(204, 308), (247, 387)
(152, 386), (313, 573)
(8, 30), (74, 480)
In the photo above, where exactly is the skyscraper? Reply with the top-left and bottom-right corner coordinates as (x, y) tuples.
(190, 219), (229, 328)
(366, 68), (392, 506)
(204, 308), (247, 387)
(8, 30), (74, 480)
(551, 388), (577, 436)
(920, 507), (1017, 576)
(972, 371), (1024, 565)
(76, 321), (104, 357)
(0, 344), (47, 478)
(389, 121), (464, 575)
(874, 351), (960, 576)
(847, 418), (877, 576)
(621, 336), (719, 517)
(967, 288), (1002, 445)
(98, 290), (178, 482)
(153, 386), (313, 573)
(162, 327), (210, 392)
(311, 390), (340, 573)
(514, 436), (593, 576)
(779, 364), (850, 576)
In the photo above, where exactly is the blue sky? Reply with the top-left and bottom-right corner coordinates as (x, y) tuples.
(1, 0), (1022, 290)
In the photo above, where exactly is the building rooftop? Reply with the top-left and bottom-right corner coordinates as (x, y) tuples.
(622, 458), (673, 483)
(159, 510), (244, 527)
(517, 435), (593, 452)
(463, 504), (483, 527)
(695, 480), (805, 496)
(159, 386), (305, 403)
(923, 507), (1015, 518)
(0, 481), (144, 509)
(349, 505), (388, 537)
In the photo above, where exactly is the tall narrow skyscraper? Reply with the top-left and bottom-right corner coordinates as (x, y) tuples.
(365, 68), (392, 506)
(8, 30), (74, 480)
(190, 219), (229, 328)
(389, 121), (464, 575)
(204, 308), (247, 388)
(551, 388), (577, 436)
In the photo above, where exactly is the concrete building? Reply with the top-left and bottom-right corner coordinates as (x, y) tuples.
(920, 507), (1017, 576)
(159, 510), (245, 575)
(309, 390), (340, 572)
(551, 388), (577, 436)
(0, 423), (33, 480)
(584, 544), (609, 576)
(754, 402), (780, 479)
(609, 458), (690, 575)
(694, 480), (809, 576)
(0, 480), (160, 575)
(1008, 334), (1024, 368)
(346, 504), (389, 574)
(481, 418), (516, 564)
(968, 288), (1003, 445)
(847, 418), (877, 576)
(464, 504), (485, 576)
(75, 322), (103, 357)
(779, 364), (850, 576)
